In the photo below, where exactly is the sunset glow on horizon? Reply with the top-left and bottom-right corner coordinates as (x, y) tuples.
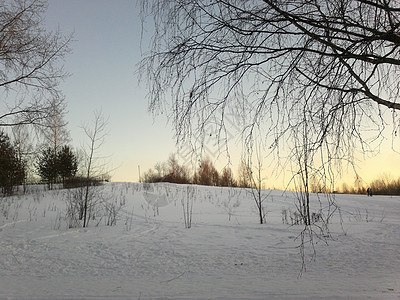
(45, 1), (400, 191)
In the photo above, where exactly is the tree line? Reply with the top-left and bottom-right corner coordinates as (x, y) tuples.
(141, 154), (253, 188)
(0, 1), (111, 197)
(143, 154), (400, 197)
(0, 128), (80, 195)
(0, 109), (110, 196)
(340, 174), (400, 196)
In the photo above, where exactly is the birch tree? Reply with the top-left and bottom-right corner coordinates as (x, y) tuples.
(40, 97), (70, 156)
(81, 110), (108, 228)
(0, 0), (72, 128)
(140, 0), (400, 176)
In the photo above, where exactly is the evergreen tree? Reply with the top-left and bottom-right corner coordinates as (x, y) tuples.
(37, 145), (78, 189)
(57, 145), (77, 185)
(36, 147), (58, 189)
(0, 131), (25, 195)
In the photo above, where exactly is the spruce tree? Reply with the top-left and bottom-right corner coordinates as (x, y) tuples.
(57, 145), (77, 186)
(36, 147), (58, 189)
(0, 131), (25, 195)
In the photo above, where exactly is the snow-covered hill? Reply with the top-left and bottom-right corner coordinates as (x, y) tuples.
(0, 182), (399, 299)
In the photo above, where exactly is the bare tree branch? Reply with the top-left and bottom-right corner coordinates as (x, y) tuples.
(140, 0), (399, 166)
(0, 0), (72, 128)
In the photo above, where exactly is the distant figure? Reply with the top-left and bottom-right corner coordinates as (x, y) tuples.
(367, 187), (373, 197)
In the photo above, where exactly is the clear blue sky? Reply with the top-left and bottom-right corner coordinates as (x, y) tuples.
(45, 0), (177, 182)
(45, 0), (400, 188)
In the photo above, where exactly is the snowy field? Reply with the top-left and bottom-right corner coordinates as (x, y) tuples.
(0, 182), (399, 299)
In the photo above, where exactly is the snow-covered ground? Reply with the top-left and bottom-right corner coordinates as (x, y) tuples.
(0, 182), (399, 299)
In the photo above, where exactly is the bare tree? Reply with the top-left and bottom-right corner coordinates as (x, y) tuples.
(243, 140), (270, 224)
(237, 160), (251, 188)
(0, 0), (72, 128)
(287, 109), (343, 273)
(140, 0), (400, 179)
(182, 185), (195, 228)
(220, 166), (236, 187)
(194, 157), (220, 186)
(81, 110), (109, 228)
(39, 97), (70, 156)
(291, 117), (313, 226)
(138, 1), (396, 272)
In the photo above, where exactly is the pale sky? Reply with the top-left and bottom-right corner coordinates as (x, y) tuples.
(45, 0), (400, 189)
(45, 0), (177, 182)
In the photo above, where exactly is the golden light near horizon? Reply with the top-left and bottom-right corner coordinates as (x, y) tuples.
(112, 138), (400, 193)
(111, 105), (400, 191)
(43, 1), (400, 192)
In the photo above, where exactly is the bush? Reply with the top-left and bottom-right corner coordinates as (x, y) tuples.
(63, 176), (103, 189)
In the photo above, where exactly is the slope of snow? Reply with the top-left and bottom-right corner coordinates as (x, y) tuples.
(0, 182), (399, 299)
